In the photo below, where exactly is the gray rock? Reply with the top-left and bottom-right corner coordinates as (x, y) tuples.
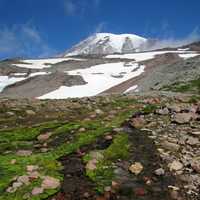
(32, 187), (44, 196)
(41, 176), (60, 189)
(173, 113), (193, 124)
(16, 150), (32, 156)
(154, 168), (165, 176)
(161, 141), (180, 151)
(26, 110), (36, 115)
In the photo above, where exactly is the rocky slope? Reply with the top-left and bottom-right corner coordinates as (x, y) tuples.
(0, 93), (200, 200)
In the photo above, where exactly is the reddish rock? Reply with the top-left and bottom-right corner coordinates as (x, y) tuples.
(134, 188), (146, 196)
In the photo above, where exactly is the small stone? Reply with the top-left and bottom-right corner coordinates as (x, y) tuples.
(168, 104), (181, 113)
(13, 181), (23, 189)
(6, 187), (16, 193)
(111, 181), (120, 190)
(113, 128), (124, 132)
(26, 110), (36, 115)
(191, 158), (200, 173)
(134, 188), (146, 196)
(105, 135), (113, 140)
(79, 127), (86, 132)
(83, 192), (90, 198)
(154, 168), (165, 176)
(169, 161), (183, 171)
(86, 159), (98, 171)
(89, 151), (104, 160)
(41, 148), (48, 153)
(41, 176), (60, 189)
(161, 141), (180, 152)
(16, 150), (32, 156)
(6, 111), (15, 116)
(104, 186), (111, 192)
(156, 108), (169, 115)
(32, 187), (44, 196)
(27, 165), (39, 172)
(191, 131), (200, 136)
(170, 191), (180, 200)
(28, 171), (40, 179)
(95, 109), (104, 115)
(17, 175), (30, 185)
(173, 113), (193, 124)
(10, 159), (17, 164)
(37, 132), (52, 142)
(187, 137), (199, 145)
(130, 117), (146, 129)
(129, 162), (143, 175)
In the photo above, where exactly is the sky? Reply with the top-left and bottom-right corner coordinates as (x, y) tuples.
(0, 0), (200, 59)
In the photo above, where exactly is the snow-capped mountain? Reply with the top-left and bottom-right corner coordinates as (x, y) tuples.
(64, 33), (151, 56)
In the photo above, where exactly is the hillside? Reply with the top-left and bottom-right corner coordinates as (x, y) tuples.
(0, 34), (200, 200)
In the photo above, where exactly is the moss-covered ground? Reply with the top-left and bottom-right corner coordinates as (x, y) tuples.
(0, 95), (145, 200)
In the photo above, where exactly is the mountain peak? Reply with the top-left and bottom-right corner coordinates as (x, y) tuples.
(64, 33), (148, 56)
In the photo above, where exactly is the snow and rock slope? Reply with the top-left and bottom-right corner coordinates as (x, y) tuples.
(0, 34), (200, 99)
(64, 33), (149, 56)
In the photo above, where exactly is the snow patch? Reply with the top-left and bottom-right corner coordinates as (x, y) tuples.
(124, 85), (138, 93)
(39, 62), (145, 99)
(106, 51), (197, 62)
(178, 53), (199, 59)
(0, 72), (50, 92)
(13, 58), (85, 69)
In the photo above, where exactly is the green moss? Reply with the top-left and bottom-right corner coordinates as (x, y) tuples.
(104, 134), (129, 160)
(162, 77), (200, 94)
(188, 95), (200, 103)
(0, 96), (139, 199)
(0, 121), (61, 143)
(85, 134), (130, 193)
(142, 104), (158, 114)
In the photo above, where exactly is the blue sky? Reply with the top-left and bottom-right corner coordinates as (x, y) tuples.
(0, 0), (199, 59)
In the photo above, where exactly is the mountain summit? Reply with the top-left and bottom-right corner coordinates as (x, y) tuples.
(64, 33), (150, 56)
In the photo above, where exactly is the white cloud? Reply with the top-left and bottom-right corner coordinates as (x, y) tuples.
(94, 22), (106, 33)
(63, 0), (76, 15)
(0, 23), (56, 59)
(63, 0), (101, 16)
(149, 27), (200, 50)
